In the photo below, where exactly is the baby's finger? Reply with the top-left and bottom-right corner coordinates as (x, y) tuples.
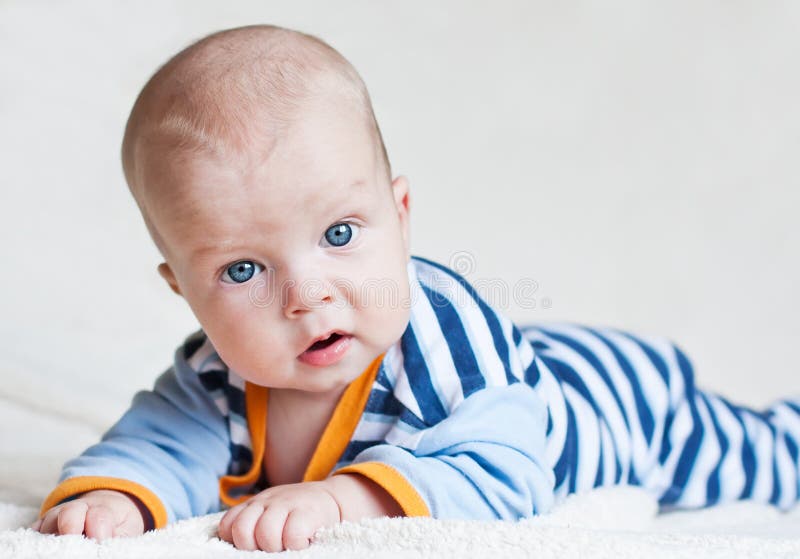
(39, 501), (86, 534)
(37, 509), (61, 535)
(254, 505), (290, 552)
(57, 502), (89, 535)
(84, 505), (114, 541)
(230, 503), (265, 551)
(282, 509), (315, 551)
(29, 518), (43, 531)
(39, 503), (85, 536)
(217, 504), (246, 543)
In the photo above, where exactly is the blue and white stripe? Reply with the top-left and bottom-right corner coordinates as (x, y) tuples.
(185, 330), (251, 476)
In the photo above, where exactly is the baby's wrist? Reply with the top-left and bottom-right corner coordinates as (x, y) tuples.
(124, 493), (154, 531)
(323, 473), (403, 521)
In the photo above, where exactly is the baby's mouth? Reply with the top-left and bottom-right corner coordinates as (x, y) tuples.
(298, 331), (352, 367)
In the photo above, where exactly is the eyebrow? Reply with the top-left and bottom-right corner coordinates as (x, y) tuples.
(189, 241), (243, 263)
(324, 178), (367, 198)
(282, 177), (370, 223)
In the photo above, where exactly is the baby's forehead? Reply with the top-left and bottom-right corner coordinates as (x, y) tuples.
(140, 106), (378, 218)
(145, 97), (376, 188)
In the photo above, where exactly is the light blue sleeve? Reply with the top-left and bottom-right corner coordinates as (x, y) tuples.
(347, 382), (556, 519)
(57, 344), (232, 524)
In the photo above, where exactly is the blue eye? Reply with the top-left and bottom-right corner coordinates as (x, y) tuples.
(222, 260), (263, 284)
(322, 223), (359, 247)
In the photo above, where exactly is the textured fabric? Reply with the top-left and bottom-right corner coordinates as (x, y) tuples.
(52, 256), (800, 523)
(9, 489), (800, 559)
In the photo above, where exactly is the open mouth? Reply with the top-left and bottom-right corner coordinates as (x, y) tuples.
(306, 331), (344, 352)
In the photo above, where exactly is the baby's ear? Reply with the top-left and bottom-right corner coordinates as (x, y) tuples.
(157, 263), (183, 297)
(391, 175), (411, 255)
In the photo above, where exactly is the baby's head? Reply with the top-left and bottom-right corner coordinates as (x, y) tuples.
(122, 25), (411, 395)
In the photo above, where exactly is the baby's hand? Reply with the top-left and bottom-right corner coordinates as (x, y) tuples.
(31, 489), (145, 540)
(217, 481), (341, 552)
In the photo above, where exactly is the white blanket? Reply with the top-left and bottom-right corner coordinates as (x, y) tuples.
(1, 391), (798, 558)
(2, 488), (799, 559)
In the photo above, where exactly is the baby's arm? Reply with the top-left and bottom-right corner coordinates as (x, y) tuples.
(332, 381), (556, 520)
(33, 490), (148, 539)
(36, 333), (234, 531)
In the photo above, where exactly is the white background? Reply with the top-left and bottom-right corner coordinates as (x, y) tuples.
(1, 0), (798, 429)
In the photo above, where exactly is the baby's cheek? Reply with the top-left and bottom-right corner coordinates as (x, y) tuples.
(361, 295), (410, 349)
(357, 262), (409, 311)
(210, 324), (283, 379)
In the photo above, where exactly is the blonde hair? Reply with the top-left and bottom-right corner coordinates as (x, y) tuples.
(122, 24), (390, 200)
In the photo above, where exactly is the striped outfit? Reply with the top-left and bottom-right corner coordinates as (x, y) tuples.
(42, 256), (800, 527)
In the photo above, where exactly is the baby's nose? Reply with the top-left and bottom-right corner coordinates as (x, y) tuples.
(281, 276), (334, 318)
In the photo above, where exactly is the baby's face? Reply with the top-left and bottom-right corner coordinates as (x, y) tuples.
(141, 101), (411, 396)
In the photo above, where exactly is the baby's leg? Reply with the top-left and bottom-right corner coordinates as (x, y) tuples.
(521, 324), (800, 511)
(644, 343), (800, 511)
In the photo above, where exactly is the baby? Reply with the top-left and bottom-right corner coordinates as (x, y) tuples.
(34, 24), (800, 552)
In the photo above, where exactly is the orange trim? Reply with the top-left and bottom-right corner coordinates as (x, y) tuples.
(39, 476), (168, 529)
(218, 354), (384, 504)
(333, 462), (430, 517)
(302, 354), (384, 482)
